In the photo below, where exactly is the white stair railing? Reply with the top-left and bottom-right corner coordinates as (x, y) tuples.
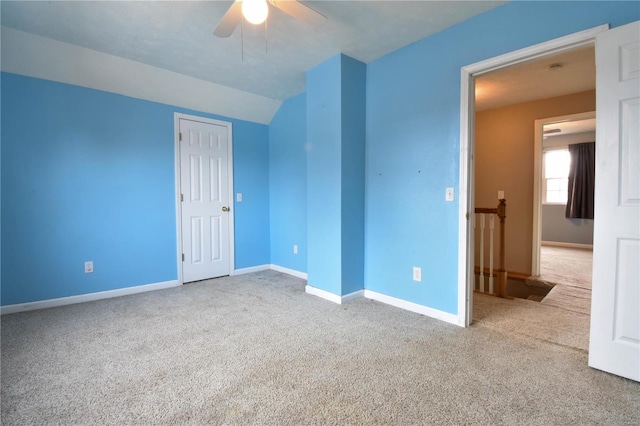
(474, 199), (507, 298)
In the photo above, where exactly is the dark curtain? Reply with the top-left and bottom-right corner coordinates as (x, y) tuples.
(566, 142), (595, 219)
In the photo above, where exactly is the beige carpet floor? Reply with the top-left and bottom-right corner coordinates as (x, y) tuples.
(473, 293), (590, 351)
(2, 270), (639, 425)
(538, 246), (593, 315)
(541, 285), (592, 315)
(475, 246), (593, 351)
(538, 246), (593, 290)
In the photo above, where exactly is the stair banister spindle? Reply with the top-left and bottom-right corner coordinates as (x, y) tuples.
(474, 199), (508, 298)
(489, 213), (495, 294)
(479, 213), (485, 293)
(497, 199), (507, 298)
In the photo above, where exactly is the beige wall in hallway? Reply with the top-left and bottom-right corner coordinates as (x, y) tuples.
(475, 90), (595, 276)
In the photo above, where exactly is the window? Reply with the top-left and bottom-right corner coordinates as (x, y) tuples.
(543, 148), (570, 204)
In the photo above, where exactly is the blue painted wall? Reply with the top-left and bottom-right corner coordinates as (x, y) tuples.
(232, 120), (271, 269)
(340, 56), (366, 295)
(269, 93), (307, 273)
(1, 73), (270, 305)
(306, 54), (366, 296)
(306, 55), (343, 295)
(3, 1), (638, 312)
(365, 1), (640, 314)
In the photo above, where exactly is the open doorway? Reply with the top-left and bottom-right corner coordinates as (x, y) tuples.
(526, 113), (596, 314)
(457, 25), (607, 341)
(469, 55), (596, 347)
(532, 112), (596, 273)
(460, 20), (639, 382)
(531, 114), (596, 317)
(472, 48), (595, 296)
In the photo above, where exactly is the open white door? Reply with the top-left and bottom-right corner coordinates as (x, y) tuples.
(589, 21), (640, 382)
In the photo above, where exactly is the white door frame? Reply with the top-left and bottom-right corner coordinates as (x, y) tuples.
(457, 24), (609, 327)
(532, 110), (596, 276)
(174, 112), (235, 284)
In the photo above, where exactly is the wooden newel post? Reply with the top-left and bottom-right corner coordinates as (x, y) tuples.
(497, 199), (507, 298)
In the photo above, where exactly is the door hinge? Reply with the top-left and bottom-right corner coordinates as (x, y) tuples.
(179, 132), (182, 142)
(466, 212), (470, 220)
(180, 193), (184, 202)
(182, 253), (185, 262)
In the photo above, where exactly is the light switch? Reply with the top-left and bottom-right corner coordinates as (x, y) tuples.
(498, 190), (504, 199)
(236, 193), (243, 202)
(445, 187), (454, 202)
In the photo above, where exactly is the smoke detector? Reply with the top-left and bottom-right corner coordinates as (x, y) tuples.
(546, 63), (564, 72)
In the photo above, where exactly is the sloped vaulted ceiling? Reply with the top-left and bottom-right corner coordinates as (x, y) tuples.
(1, 1), (505, 122)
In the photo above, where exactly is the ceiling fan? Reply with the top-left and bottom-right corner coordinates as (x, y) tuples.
(214, 0), (327, 37)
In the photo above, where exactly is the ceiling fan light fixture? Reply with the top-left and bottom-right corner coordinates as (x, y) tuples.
(242, 0), (269, 25)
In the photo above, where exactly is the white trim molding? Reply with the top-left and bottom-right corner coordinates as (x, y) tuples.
(233, 264), (271, 275)
(305, 285), (343, 304)
(364, 290), (460, 326)
(457, 24), (609, 328)
(234, 264), (308, 279)
(303, 285), (459, 326)
(270, 264), (308, 280)
(0, 263), (303, 315)
(2, 265), (460, 328)
(342, 290), (365, 303)
(1, 280), (180, 315)
(541, 241), (593, 250)
(304, 286), (364, 304)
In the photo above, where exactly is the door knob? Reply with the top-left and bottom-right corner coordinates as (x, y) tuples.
(222, 206), (230, 212)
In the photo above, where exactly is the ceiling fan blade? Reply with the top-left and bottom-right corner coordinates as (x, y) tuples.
(213, 1), (243, 38)
(270, 0), (327, 26)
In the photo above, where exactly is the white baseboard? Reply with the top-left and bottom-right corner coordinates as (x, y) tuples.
(305, 285), (343, 304)
(232, 264), (270, 275)
(1, 280), (181, 315)
(304, 286), (459, 325)
(270, 264), (308, 280)
(541, 241), (593, 250)
(231, 264), (307, 280)
(342, 289), (364, 303)
(1, 264), (306, 315)
(363, 290), (460, 326)
(305, 286), (364, 304)
(2, 268), (460, 328)
(234, 264), (307, 280)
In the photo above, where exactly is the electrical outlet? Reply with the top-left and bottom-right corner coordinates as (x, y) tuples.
(498, 190), (505, 199)
(85, 261), (94, 274)
(293, 244), (298, 254)
(413, 266), (422, 282)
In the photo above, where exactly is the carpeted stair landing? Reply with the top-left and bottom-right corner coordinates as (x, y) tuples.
(541, 285), (591, 315)
(525, 246), (593, 315)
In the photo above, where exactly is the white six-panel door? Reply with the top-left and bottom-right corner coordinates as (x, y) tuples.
(589, 21), (640, 382)
(179, 117), (232, 282)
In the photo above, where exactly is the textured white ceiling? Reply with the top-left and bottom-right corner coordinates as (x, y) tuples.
(475, 45), (596, 111)
(1, 0), (505, 101)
